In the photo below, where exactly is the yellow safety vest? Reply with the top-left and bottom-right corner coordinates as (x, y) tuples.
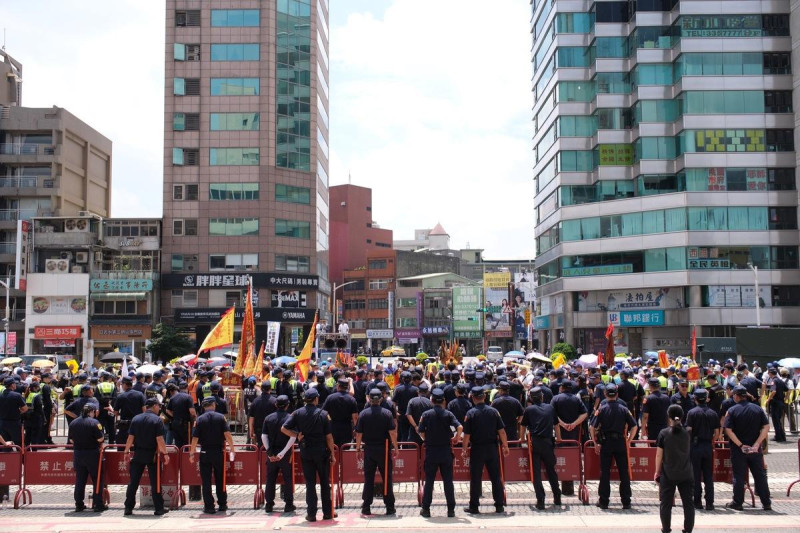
(658, 376), (668, 390)
(98, 382), (115, 396)
(601, 374), (611, 384)
(25, 391), (41, 406)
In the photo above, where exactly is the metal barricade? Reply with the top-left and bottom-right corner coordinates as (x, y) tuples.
(260, 444), (341, 511)
(0, 445), (23, 501)
(787, 439), (800, 497)
(581, 440), (657, 504)
(714, 442), (756, 507)
(14, 444), (81, 508)
(338, 442), (420, 507)
(178, 443), (261, 509)
(102, 444), (182, 509)
(504, 438), (585, 501)
(417, 445), (490, 505)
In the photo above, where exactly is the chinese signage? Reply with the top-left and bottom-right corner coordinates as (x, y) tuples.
(483, 273), (511, 334)
(535, 316), (550, 329)
(30, 296), (87, 315)
(562, 264), (633, 277)
(162, 273), (319, 290)
(0, 332), (17, 354)
(706, 285), (771, 308)
(578, 287), (683, 312)
(688, 247), (730, 269)
(266, 322), (280, 354)
(270, 290), (307, 308)
(598, 144), (633, 166)
(452, 286), (482, 336)
(174, 308), (316, 324)
(680, 15), (762, 38)
(90, 325), (152, 340)
(366, 329), (393, 339)
(422, 326), (449, 336)
(90, 279), (153, 292)
(608, 310), (665, 327)
(483, 272), (511, 289)
(35, 326), (81, 339)
(15, 220), (30, 290)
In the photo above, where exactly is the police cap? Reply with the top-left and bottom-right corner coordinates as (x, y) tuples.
(210, 381), (221, 391)
(733, 385), (748, 396)
(475, 372), (485, 381)
(693, 388), (708, 400)
(605, 383), (618, 395)
(337, 378), (349, 388)
(648, 378), (660, 387)
(470, 386), (485, 397)
(431, 388), (445, 401)
(529, 386), (543, 398)
(456, 383), (470, 394)
(146, 397), (162, 407)
(121, 377), (133, 386)
(261, 380), (272, 391)
(561, 380), (575, 389)
(3, 377), (14, 387)
(368, 388), (382, 399)
(303, 388), (319, 401)
(497, 381), (510, 390)
(276, 395), (290, 407)
(418, 382), (430, 392)
(376, 382), (389, 393)
(283, 369), (293, 378)
(201, 396), (216, 406)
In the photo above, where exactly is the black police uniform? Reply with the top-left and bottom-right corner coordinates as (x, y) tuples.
(243, 384), (258, 414)
(96, 381), (118, 442)
(124, 410), (166, 513)
(322, 390), (359, 446)
(707, 383), (725, 415)
(166, 391), (194, 449)
(418, 400), (459, 512)
(275, 378), (301, 411)
(352, 378), (369, 412)
(685, 400), (720, 507)
(68, 414), (105, 510)
(447, 395), (472, 426)
(249, 392), (278, 447)
(406, 395), (434, 445)
(23, 389), (45, 446)
(643, 390), (670, 441)
(521, 401), (561, 506)
(591, 398), (636, 507)
(617, 380), (637, 409)
(114, 388), (145, 444)
(193, 409), (231, 511)
(491, 394), (524, 441)
(550, 391), (587, 442)
(66, 395), (100, 424)
(442, 381), (457, 404)
(262, 409), (293, 509)
(355, 403), (396, 511)
(739, 375), (763, 401)
(769, 375), (788, 442)
(670, 391), (696, 423)
(463, 401), (505, 510)
(0, 384), (25, 498)
(392, 381), (418, 441)
(282, 403), (334, 518)
(41, 381), (54, 443)
(723, 399), (771, 508)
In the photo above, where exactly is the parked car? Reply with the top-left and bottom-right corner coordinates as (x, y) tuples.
(486, 346), (504, 362)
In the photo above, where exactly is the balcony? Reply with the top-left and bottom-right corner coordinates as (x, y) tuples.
(34, 230), (96, 247)
(0, 176), (57, 189)
(0, 242), (16, 255)
(93, 271), (159, 280)
(0, 143), (56, 156)
(0, 208), (49, 222)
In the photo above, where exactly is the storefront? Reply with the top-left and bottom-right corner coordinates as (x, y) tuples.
(30, 325), (83, 356)
(366, 328), (393, 353)
(395, 328), (421, 354)
(90, 324), (153, 361)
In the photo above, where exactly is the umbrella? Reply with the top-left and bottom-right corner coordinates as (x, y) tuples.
(207, 357), (231, 367)
(32, 359), (56, 369)
(179, 354), (198, 363)
(135, 364), (163, 375)
(645, 351), (659, 359)
(777, 357), (800, 369)
(527, 353), (551, 364)
(99, 351), (128, 363)
(576, 354), (599, 368)
(273, 355), (297, 365)
(505, 350), (525, 358)
(0, 357), (21, 366)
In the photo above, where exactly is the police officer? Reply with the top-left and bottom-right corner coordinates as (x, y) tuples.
(68, 403), (107, 512)
(392, 372), (418, 441)
(190, 396), (235, 514)
(262, 395), (296, 513)
(461, 386), (508, 514)
(65, 385), (100, 424)
(322, 378), (358, 446)
(670, 380), (696, 423)
(550, 379), (587, 496)
(123, 397), (169, 516)
(418, 388), (461, 517)
(208, 381), (228, 415)
(685, 388), (720, 510)
(40, 373), (55, 444)
(589, 383), (637, 509)
(242, 376), (258, 415)
(353, 369), (369, 413)
(281, 388), (337, 522)
(23, 381), (45, 447)
(274, 369), (301, 411)
(706, 374), (725, 416)
(114, 377), (145, 445)
(0, 377), (26, 500)
(355, 388), (398, 516)
(165, 381), (196, 451)
(249, 381), (277, 446)
(491, 381), (524, 442)
(723, 386), (772, 511)
(96, 372), (117, 442)
(447, 383), (472, 426)
(766, 367), (787, 442)
(521, 386), (561, 509)
(406, 383), (434, 445)
(642, 377), (670, 442)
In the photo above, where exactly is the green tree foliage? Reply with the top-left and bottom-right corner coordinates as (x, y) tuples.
(148, 323), (194, 362)
(551, 342), (577, 360)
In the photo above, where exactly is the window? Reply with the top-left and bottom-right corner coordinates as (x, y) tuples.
(369, 279), (390, 290)
(209, 218), (259, 236)
(396, 318), (418, 328)
(173, 113), (200, 131)
(594, 37), (628, 58)
(637, 0), (678, 10)
(764, 91), (792, 113)
(173, 184), (198, 200)
(211, 9), (260, 26)
(275, 184), (311, 204)
(175, 10), (200, 27)
(344, 299), (365, 310)
(275, 255), (310, 272)
(174, 43), (200, 61)
(171, 254), (197, 272)
(766, 129), (794, 152)
(210, 44), (260, 61)
(594, 73), (630, 94)
(369, 298), (389, 309)
(210, 113), (259, 131)
(763, 53), (791, 75)
(559, 151), (595, 171)
(634, 64), (673, 86)
(209, 148), (259, 165)
(397, 297), (417, 308)
(556, 47), (591, 67)
(555, 13), (593, 33)
(172, 148), (199, 166)
(632, 26), (677, 49)
(173, 78), (200, 96)
(210, 78), (260, 96)
(275, 219), (310, 239)
(173, 219), (197, 236)
(558, 116), (597, 137)
(209, 183), (259, 200)
(368, 259), (387, 270)
(596, 108), (632, 129)
(343, 279), (365, 291)
(93, 300), (137, 315)
(594, 1), (630, 23)
(171, 290), (198, 308)
(367, 319), (389, 329)
(209, 253), (258, 270)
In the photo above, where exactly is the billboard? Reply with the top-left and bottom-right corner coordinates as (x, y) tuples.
(577, 287), (683, 312)
(483, 272), (511, 334)
(513, 272), (535, 340)
(452, 286), (482, 335)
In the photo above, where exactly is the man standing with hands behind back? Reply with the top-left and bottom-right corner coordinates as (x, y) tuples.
(123, 397), (169, 517)
(189, 396), (235, 515)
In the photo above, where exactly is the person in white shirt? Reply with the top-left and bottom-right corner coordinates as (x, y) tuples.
(338, 321), (349, 335)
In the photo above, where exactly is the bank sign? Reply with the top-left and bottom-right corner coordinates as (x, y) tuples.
(608, 310), (665, 327)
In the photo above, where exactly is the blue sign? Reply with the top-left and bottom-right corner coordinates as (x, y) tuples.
(535, 316), (550, 329)
(611, 310), (665, 327)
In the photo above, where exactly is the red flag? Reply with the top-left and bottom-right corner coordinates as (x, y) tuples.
(597, 352), (604, 366)
(604, 322), (615, 367)
(690, 326), (697, 361)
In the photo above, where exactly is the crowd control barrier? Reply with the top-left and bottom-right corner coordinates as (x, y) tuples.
(714, 441), (756, 507)
(102, 444), (181, 509)
(14, 444), (79, 508)
(418, 445), (493, 505)
(787, 439), (800, 497)
(504, 438), (585, 501)
(179, 444), (261, 509)
(260, 445), (341, 512)
(0, 445), (24, 501)
(338, 442), (420, 507)
(581, 440), (657, 504)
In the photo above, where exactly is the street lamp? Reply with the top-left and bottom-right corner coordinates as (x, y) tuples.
(332, 280), (359, 333)
(747, 262), (760, 327)
(0, 276), (9, 356)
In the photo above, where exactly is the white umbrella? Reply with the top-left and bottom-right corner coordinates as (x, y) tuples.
(135, 364), (163, 375)
(527, 352), (551, 364)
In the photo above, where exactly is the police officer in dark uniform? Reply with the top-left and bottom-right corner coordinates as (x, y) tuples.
(392, 372), (418, 441)
(491, 381), (524, 442)
(0, 377), (26, 499)
(406, 383), (434, 445)
(96, 372), (117, 442)
(418, 388), (461, 517)
(521, 386), (561, 509)
(461, 386), (509, 514)
(190, 396), (235, 514)
(766, 367), (787, 442)
(550, 379), (587, 496)
(166, 381), (196, 451)
(261, 395), (296, 513)
(276, 369), (301, 411)
(313, 372), (332, 405)
(123, 397), (169, 516)
(113, 377), (145, 445)
(208, 381), (228, 415)
(132, 372), (146, 394)
(65, 385), (100, 424)
(322, 378), (359, 446)
(23, 380), (45, 447)
(353, 369), (369, 412)
(706, 374), (725, 415)
(590, 383), (637, 509)
(442, 371), (457, 404)
(242, 376), (258, 415)
(249, 381), (277, 446)
(447, 383), (472, 425)
(355, 388), (398, 516)
(68, 403), (107, 512)
(723, 386), (772, 511)
(642, 377), (670, 442)
(40, 372), (55, 444)
(685, 388), (720, 510)
(670, 380), (696, 423)
(281, 388), (337, 522)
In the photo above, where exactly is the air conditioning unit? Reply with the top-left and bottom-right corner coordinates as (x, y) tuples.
(75, 252), (88, 264)
(71, 265), (84, 273)
(45, 258), (69, 273)
(60, 251), (73, 260)
(94, 251), (103, 262)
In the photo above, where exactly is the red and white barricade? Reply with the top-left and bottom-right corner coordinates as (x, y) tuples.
(178, 443), (261, 509)
(102, 444), (182, 509)
(14, 445), (80, 508)
(338, 442), (420, 507)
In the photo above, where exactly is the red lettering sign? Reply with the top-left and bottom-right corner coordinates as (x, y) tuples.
(34, 326), (81, 339)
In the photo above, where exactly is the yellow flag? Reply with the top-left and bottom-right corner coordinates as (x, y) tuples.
(246, 340), (263, 378)
(552, 353), (566, 369)
(296, 312), (318, 383)
(234, 282), (255, 374)
(197, 306), (235, 355)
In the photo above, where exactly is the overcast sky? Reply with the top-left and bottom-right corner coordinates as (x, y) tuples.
(3, 0), (534, 259)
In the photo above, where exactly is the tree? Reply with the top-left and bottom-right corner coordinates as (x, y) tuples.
(551, 342), (577, 361)
(148, 323), (194, 362)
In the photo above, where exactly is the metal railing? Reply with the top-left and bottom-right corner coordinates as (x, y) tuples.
(92, 270), (159, 280)
(0, 208), (41, 221)
(0, 176), (56, 188)
(0, 143), (56, 156)
(0, 242), (16, 254)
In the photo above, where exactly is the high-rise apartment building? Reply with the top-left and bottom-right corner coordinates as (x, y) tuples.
(162, 1), (330, 352)
(532, 0), (800, 356)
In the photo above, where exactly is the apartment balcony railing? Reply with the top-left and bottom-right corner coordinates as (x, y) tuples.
(0, 242), (16, 254)
(0, 208), (49, 221)
(93, 271), (159, 280)
(0, 176), (56, 188)
(0, 143), (56, 156)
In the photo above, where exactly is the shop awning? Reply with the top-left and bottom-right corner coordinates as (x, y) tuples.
(92, 292), (148, 301)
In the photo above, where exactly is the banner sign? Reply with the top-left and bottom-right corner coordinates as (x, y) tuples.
(90, 279), (153, 292)
(34, 326), (81, 339)
(266, 322), (280, 354)
(174, 308), (316, 324)
(270, 290), (307, 308)
(484, 273), (511, 333)
(578, 287), (683, 312)
(162, 272), (319, 290)
(609, 310), (665, 327)
(452, 286), (482, 333)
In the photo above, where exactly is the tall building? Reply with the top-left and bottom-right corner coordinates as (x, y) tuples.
(162, 1), (330, 353)
(532, 0), (800, 356)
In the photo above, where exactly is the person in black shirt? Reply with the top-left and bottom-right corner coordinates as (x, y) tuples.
(249, 382), (277, 447)
(655, 404), (694, 533)
(190, 396), (235, 514)
(322, 379), (359, 446)
(68, 404), (106, 512)
(670, 380), (696, 423)
(406, 383), (434, 445)
(23, 380), (45, 447)
(281, 388), (337, 522)
(521, 387), (561, 509)
(124, 397), (169, 516)
(447, 383), (472, 425)
(165, 382), (196, 450)
(262, 395), (296, 513)
(642, 378), (670, 443)
(114, 377), (145, 445)
(355, 389), (398, 516)
(705, 374), (725, 416)
(685, 388), (720, 510)
(491, 381), (524, 442)
(352, 370), (369, 413)
(392, 372), (418, 441)
(462, 386), (508, 514)
(418, 388), (461, 518)
(242, 377), (258, 417)
(65, 385), (100, 424)
(766, 367), (787, 442)
(40, 373), (55, 444)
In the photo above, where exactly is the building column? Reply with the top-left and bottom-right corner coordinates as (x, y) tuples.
(563, 291), (574, 348)
(689, 285), (702, 308)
